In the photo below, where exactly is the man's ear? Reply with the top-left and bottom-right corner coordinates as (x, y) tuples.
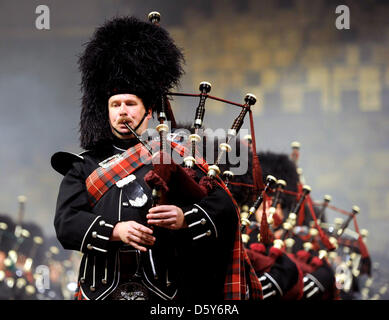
(146, 108), (152, 120)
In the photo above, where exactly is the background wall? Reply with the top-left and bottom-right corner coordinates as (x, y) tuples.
(1, 0), (388, 297)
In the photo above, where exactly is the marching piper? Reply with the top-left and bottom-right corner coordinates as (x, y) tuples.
(0, 213), (16, 300)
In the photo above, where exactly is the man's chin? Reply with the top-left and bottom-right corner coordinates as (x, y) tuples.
(112, 128), (134, 139)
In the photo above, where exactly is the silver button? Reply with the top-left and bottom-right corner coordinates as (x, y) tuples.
(99, 220), (105, 226)
(90, 286), (96, 292)
(101, 279), (107, 285)
(87, 244), (93, 250)
(200, 218), (206, 225)
(92, 231), (97, 238)
(206, 230), (212, 236)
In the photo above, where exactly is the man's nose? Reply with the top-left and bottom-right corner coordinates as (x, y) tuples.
(118, 102), (128, 115)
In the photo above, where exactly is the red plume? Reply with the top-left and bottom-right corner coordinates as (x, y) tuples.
(248, 110), (264, 198)
(353, 216), (370, 259)
(306, 196), (335, 251)
(259, 193), (274, 245)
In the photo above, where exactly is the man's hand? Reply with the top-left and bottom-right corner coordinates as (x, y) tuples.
(147, 205), (187, 230)
(110, 221), (155, 252)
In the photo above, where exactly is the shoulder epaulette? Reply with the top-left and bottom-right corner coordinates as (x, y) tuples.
(51, 150), (89, 176)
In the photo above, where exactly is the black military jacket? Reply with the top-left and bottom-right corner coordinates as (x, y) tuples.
(52, 140), (238, 300)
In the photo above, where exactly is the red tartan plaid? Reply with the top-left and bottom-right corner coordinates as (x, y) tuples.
(244, 243), (263, 299)
(223, 201), (263, 300)
(86, 140), (209, 207)
(74, 282), (87, 300)
(170, 140), (209, 169)
(218, 184), (262, 300)
(86, 142), (153, 206)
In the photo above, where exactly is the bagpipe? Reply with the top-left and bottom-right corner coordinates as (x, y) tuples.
(311, 201), (371, 298)
(0, 196), (79, 300)
(286, 142), (371, 299)
(0, 196), (40, 299)
(238, 140), (371, 300)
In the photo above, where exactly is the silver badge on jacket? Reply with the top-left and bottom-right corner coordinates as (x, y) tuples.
(117, 174), (148, 207)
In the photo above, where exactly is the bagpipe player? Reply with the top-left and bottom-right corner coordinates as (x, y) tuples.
(51, 14), (261, 301)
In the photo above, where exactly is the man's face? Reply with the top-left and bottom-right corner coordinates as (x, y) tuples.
(255, 199), (284, 224)
(108, 94), (151, 139)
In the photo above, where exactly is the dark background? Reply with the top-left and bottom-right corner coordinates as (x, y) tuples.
(1, 0), (388, 298)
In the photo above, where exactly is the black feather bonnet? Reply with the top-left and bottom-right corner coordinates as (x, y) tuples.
(78, 16), (184, 149)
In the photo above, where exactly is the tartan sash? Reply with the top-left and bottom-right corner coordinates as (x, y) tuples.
(84, 139), (261, 300)
(86, 142), (153, 207)
(85, 140), (208, 207)
(222, 194), (263, 300)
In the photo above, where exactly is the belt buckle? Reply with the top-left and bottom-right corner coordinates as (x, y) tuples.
(110, 280), (149, 300)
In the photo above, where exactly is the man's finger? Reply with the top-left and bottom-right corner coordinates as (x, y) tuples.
(148, 218), (175, 225)
(148, 205), (174, 213)
(146, 212), (175, 220)
(129, 241), (148, 252)
(128, 233), (155, 246)
(133, 224), (154, 234)
(128, 228), (155, 242)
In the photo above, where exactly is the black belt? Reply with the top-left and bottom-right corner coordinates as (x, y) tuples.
(108, 248), (150, 300)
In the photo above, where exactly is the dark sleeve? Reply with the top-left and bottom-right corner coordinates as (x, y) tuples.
(308, 261), (336, 292)
(180, 183), (238, 245)
(54, 161), (115, 255)
(175, 180), (239, 300)
(267, 252), (299, 295)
